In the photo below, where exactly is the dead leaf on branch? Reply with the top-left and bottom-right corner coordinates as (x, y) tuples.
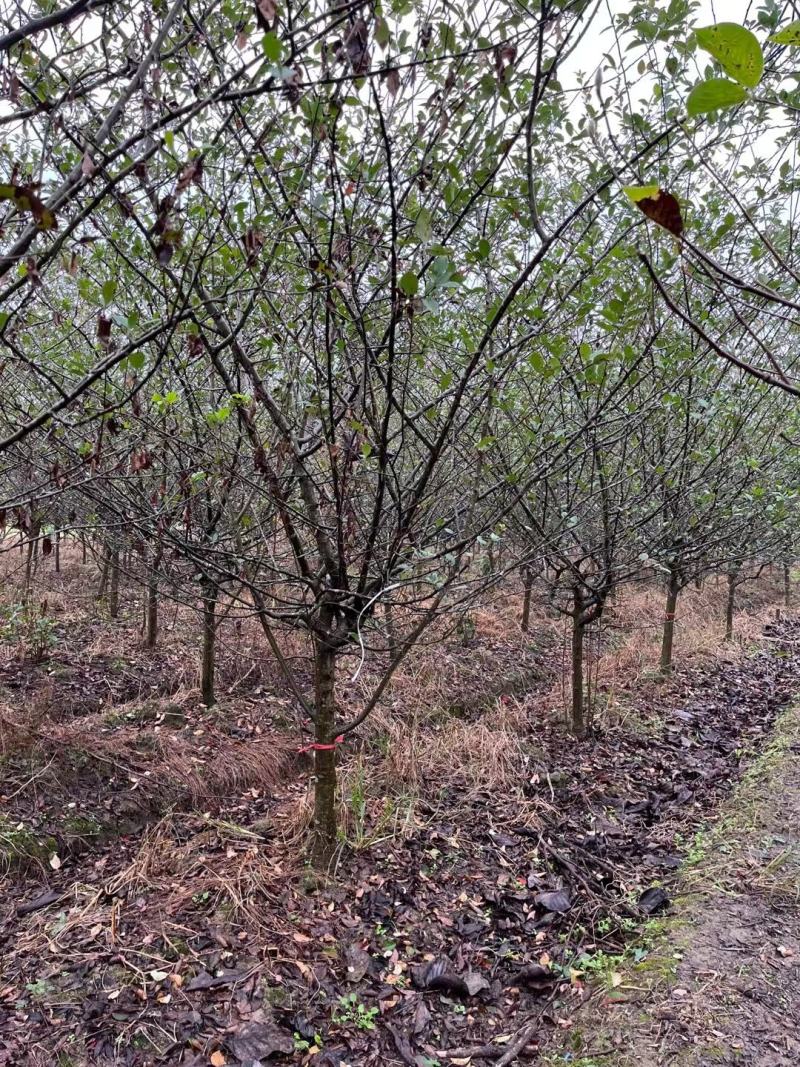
(345, 18), (371, 75)
(0, 182), (57, 230)
(624, 185), (684, 237)
(255, 0), (277, 33)
(175, 156), (204, 194)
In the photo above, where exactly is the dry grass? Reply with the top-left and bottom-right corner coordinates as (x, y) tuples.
(1, 699), (297, 817)
(91, 809), (299, 935)
(1, 542), (791, 873)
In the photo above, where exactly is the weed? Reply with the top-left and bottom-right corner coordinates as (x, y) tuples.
(26, 978), (53, 998)
(293, 1032), (323, 1053)
(332, 992), (378, 1031)
(1, 600), (57, 661)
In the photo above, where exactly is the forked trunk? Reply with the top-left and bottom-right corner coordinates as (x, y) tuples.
(200, 580), (218, 707)
(312, 628), (338, 869)
(660, 569), (680, 674)
(521, 566), (533, 633)
(109, 548), (120, 619)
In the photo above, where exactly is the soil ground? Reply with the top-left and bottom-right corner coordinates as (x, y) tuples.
(1, 548), (799, 1066)
(543, 694), (800, 1067)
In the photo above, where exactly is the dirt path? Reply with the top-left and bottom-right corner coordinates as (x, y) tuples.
(549, 702), (800, 1067)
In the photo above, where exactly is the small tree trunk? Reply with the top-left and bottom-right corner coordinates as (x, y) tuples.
(385, 601), (397, 660)
(200, 580), (218, 706)
(24, 536), (35, 590)
(660, 570), (680, 674)
(784, 563), (791, 608)
(82, 536), (87, 564)
(312, 622), (338, 869)
(725, 568), (738, 641)
(97, 548), (110, 598)
(145, 548), (162, 649)
(570, 590), (586, 738)
(109, 548), (120, 619)
(521, 566), (533, 633)
(54, 530), (61, 574)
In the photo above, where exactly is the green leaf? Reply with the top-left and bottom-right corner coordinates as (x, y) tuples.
(695, 23), (764, 87)
(374, 17), (390, 49)
(769, 21), (800, 46)
(262, 32), (283, 62)
(128, 351), (145, 370)
(476, 238), (490, 259)
(623, 184), (660, 203)
(687, 78), (747, 116)
(398, 270), (418, 296)
(102, 279), (117, 305)
(414, 207), (432, 242)
(0, 312), (8, 331)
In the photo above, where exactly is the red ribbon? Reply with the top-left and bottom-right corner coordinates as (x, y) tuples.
(298, 735), (345, 754)
(664, 612), (676, 620)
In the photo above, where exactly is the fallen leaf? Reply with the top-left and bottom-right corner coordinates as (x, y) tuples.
(534, 889), (571, 913)
(232, 1019), (293, 1061)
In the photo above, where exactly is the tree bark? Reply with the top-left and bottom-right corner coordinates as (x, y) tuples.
(109, 548), (120, 619)
(82, 535), (87, 564)
(312, 615), (339, 869)
(570, 589), (586, 738)
(660, 569), (680, 674)
(200, 580), (218, 706)
(521, 565), (533, 633)
(54, 530), (60, 574)
(784, 563), (791, 608)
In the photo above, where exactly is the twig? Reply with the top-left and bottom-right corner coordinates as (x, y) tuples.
(495, 1017), (541, 1066)
(4, 754), (55, 799)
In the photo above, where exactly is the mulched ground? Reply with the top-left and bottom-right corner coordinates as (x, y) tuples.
(1, 568), (799, 1065)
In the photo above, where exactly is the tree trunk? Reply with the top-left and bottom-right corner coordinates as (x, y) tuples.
(385, 601), (397, 660)
(725, 568), (738, 641)
(24, 536), (35, 592)
(82, 536), (87, 564)
(784, 563), (791, 608)
(521, 566), (533, 633)
(54, 530), (61, 574)
(97, 549), (110, 598)
(109, 548), (120, 619)
(200, 580), (218, 706)
(145, 548), (162, 649)
(312, 624), (338, 869)
(570, 591), (586, 738)
(660, 569), (680, 674)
